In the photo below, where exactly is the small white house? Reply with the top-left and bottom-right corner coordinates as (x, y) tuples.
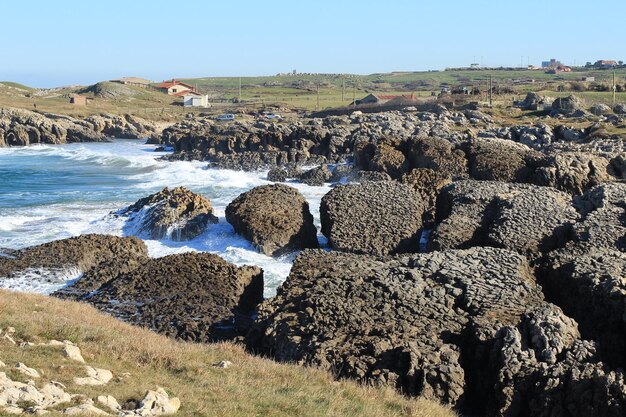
(183, 93), (210, 108)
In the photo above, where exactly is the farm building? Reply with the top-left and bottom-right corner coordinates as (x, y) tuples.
(111, 77), (153, 87)
(182, 92), (210, 108)
(353, 93), (416, 105)
(594, 60), (618, 69)
(155, 79), (195, 95)
(69, 94), (87, 105)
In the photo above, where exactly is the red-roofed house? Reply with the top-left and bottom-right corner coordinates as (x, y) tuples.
(155, 79), (195, 95)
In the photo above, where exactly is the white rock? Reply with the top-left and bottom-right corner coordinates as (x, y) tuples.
(73, 366), (113, 386)
(2, 406), (24, 414)
(213, 360), (232, 369)
(63, 345), (85, 363)
(0, 372), (71, 409)
(15, 362), (41, 378)
(97, 395), (121, 412)
(122, 387), (180, 416)
(3, 334), (16, 345)
(63, 399), (111, 415)
(0, 360), (6, 368)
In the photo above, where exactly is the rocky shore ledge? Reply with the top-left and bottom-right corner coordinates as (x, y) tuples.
(0, 107), (158, 146)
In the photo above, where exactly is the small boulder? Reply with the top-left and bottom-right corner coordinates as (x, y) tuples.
(73, 366), (113, 386)
(299, 165), (332, 186)
(118, 187), (218, 240)
(226, 184), (319, 256)
(62, 345), (85, 363)
(266, 167), (287, 182)
(590, 103), (612, 115)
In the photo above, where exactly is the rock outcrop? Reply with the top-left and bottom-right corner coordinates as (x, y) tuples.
(0, 108), (157, 147)
(225, 184), (319, 256)
(320, 181), (425, 255)
(83, 252), (263, 342)
(429, 180), (578, 259)
(117, 187), (218, 241)
(248, 248), (626, 416)
(0, 235), (148, 289)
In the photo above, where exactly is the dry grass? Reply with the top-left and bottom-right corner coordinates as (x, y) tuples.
(0, 290), (455, 417)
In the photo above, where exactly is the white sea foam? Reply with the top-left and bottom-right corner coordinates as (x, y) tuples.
(0, 139), (334, 296)
(0, 267), (83, 295)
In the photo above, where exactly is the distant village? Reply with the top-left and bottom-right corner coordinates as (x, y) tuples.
(64, 58), (625, 110)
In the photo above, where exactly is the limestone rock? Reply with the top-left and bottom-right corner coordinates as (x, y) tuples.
(84, 253), (264, 342)
(118, 187), (218, 241)
(407, 136), (468, 179)
(1, 235), (148, 290)
(225, 184), (319, 256)
(465, 138), (537, 182)
(401, 168), (451, 226)
(73, 366), (113, 386)
(531, 152), (614, 195)
(15, 362), (40, 378)
(64, 399), (111, 415)
(266, 167), (287, 182)
(299, 165), (332, 186)
(97, 395), (121, 412)
(369, 143), (410, 179)
(429, 180), (578, 259)
(320, 181), (425, 255)
(128, 387), (181, 416)
(62, 344), (85, 363)
(248, 247), (576, 410)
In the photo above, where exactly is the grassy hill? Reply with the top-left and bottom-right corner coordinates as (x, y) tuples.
(0, 290), (455, 417)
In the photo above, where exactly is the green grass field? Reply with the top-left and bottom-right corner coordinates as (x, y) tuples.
(3, 68), (626, 115)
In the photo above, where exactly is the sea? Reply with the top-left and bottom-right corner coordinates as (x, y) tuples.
(0, 139), (332, 297)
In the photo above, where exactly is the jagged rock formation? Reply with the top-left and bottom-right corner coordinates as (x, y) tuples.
(0, 234), (148, 286)
(117, 187), (218, 241)
(248, 248), (626, 416)
(0, 108), (157, 147)
(225, 184), (319, 256)
(70, 252), (264, 342)
(429, 180), (578, 259)
(320, 181), (425, 255)
(539, 183), (626, 368)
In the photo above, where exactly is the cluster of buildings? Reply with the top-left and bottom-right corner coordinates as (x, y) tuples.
(69, 78), (210, 108)
(154, 79), (210, 108)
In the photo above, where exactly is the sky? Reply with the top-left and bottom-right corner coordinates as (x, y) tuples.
(1, 0), (624, 87)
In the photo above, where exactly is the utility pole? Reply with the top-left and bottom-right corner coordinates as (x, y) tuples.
(238, 77), (242, 102)
(613, 70), (617, 107)
(342, 78), (345, 102)
(352, 82), (356, 106)
(489, 75), (493, 107)
(316, 82), (320, 111)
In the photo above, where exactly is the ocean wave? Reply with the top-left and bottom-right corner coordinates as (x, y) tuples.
(0, 267), (83, 295)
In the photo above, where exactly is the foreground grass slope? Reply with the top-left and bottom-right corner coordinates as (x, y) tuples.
(0, 290), (454, 417)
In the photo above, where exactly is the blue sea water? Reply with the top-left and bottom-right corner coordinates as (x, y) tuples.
(0, 139), (331, 296)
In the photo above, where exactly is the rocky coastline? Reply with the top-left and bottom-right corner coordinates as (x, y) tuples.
(2, 97), (626, 416)
(0, 107), (158, 146)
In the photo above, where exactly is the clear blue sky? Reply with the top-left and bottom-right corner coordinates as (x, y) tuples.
(1, 0), (624, 87)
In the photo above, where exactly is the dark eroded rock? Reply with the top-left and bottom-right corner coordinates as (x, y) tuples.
(225, 184), (319, 256)
(118, 187), (218, 241)
(320, 181), (425, 255)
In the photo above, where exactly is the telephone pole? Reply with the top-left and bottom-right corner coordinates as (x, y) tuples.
(238, 77), (242, 102)
(613, 70), (617, 107)
(352, 82), (356, 106)
(316, 82), (320, 111)
(489, 75), (493, 107)
(342, 78), (345, 102)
